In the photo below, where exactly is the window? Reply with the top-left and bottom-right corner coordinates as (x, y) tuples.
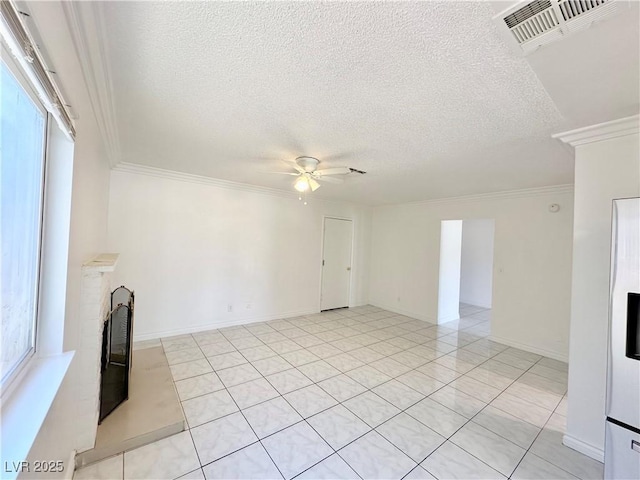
(1, 60), (47, 386)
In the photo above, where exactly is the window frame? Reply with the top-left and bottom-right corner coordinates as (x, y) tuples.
(1, 48), (49, 391)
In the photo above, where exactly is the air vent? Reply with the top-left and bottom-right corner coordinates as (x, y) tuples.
(494, 0), (626, 55)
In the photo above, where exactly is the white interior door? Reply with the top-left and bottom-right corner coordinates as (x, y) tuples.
(321, 218), (353, 310)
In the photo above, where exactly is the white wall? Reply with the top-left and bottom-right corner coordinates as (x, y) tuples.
(369, 186), (574, 361)
(460, 219), (495, 308)
(437, 220), (462, 323)
(107, 166), (372, 341)
(562, 129), (640, 461)
(23, 121), (111, 477)
(19, 2), (113, 475)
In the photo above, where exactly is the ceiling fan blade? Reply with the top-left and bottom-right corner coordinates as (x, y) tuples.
(309, 178), (321, 191)
(315, 175), (343, 184)
(269, 171), (300, 176)
(315, 167), (351, 176)
(282, 160), (305, 174)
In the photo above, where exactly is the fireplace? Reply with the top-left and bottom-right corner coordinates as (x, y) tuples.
(99, 286), (134, 423)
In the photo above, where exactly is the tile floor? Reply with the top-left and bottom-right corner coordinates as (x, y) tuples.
(74, 304), (604, 480)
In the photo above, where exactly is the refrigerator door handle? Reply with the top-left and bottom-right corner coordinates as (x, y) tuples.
(632, 440), (640, 453)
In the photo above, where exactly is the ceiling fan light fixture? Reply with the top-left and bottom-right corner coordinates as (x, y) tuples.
(294, 175), (310, 192)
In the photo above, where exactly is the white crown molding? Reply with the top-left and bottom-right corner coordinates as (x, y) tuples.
(389, 184), (574, 208)
(112, 162), (366, 206)
(113, 162), (573, 208)
(552, 114), (640, 147)
(62, 1), (121, 166)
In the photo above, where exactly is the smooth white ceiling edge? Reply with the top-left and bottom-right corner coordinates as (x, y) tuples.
(113, 162), (573, 208)
(111, 162), (367, 206)
(552, 114), (640, 147)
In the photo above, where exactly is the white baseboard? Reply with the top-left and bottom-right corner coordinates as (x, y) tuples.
(563, 433), (604, 463)
(460, 299), (492, 309)
(368, 302), (436, 324)
(133, 307), (332, 342)
(64, 449), (76, 479)
(437, 313), (460, 324)
(489, 334), (568, 363)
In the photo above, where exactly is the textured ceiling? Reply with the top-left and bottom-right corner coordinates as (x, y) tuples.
(98, 1), (636, 205)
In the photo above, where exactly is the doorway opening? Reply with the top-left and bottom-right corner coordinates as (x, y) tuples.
(437, 219), (495, 327)
(320, 217), (353, 311)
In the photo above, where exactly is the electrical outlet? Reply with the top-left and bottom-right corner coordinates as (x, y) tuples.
(227, 304), (233, 313)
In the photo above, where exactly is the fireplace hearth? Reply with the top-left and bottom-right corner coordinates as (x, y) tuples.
(99, 286), (134, 423)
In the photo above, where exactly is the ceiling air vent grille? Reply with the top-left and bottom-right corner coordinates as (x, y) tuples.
(494, 0), (626, 55)
(504, 0), (553, 28)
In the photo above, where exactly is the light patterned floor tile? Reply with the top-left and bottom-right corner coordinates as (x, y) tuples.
(174, 372), (224, 401)
(317, 374), (367, 402)
(307, 404), (371, 449)
(405, 398), (467, 437)
(161, 335), (197, 353)
(190, 412), (258, 465)
(323, 352), (365, 372)
(429, 385), (486, 419)
(176, 468), (205, 479)
(372, 379), (425, 410)
(297, 360), (341, 382)
(420, 441), (505, 480)
(240, 345), (278, 362)
(261, 422), (333, 479)
(284, 384), (338, 418)
(281, 349), (320, 367)
(295, 454), (359, 480)
(403, 466), (437, 480)
(346, 365), (391, 389)
(200, 341), (236, 357)
(472, 405), (541, 449)
(217, 363), (262, 387)
(170, 359), (212, 381)
(376, 412), (445, 463)
(529, 428), (604, 479)
(396, 371), (445, 396)
(252, 355), (294, 376)
(338, 431), (416, 480)
(182, 389), (238, 427)
(227, 377), (279, 409)
(512, 452), (578, 479)
(202, 442), (282, 479)
(164, 346), (204, 365)
(450, 421), (526, 476)
(266, 368), (313, 395)
(117, 306), (598, 480)
(207, 351), (247, 371)
(343, 391), (400, 428)
(243, 397), (302, 438)
(490, 392), (553, 428)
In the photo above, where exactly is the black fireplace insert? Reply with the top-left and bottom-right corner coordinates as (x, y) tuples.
(99, 286), (135, 423)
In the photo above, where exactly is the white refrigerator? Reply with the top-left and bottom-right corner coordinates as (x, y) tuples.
(605, 197), (640, 479)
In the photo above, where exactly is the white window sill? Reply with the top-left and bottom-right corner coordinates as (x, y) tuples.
(1, 351), (74, 480)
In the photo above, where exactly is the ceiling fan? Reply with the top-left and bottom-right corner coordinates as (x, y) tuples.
(272, 156), (353, 193)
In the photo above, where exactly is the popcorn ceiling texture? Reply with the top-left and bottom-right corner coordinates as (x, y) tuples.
(103, 1), (572, 205)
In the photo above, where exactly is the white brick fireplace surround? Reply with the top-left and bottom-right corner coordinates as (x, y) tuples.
(75, 253), (120, 452)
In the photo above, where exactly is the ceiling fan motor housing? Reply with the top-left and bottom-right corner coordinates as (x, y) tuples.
(296, 156), (320, 172)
